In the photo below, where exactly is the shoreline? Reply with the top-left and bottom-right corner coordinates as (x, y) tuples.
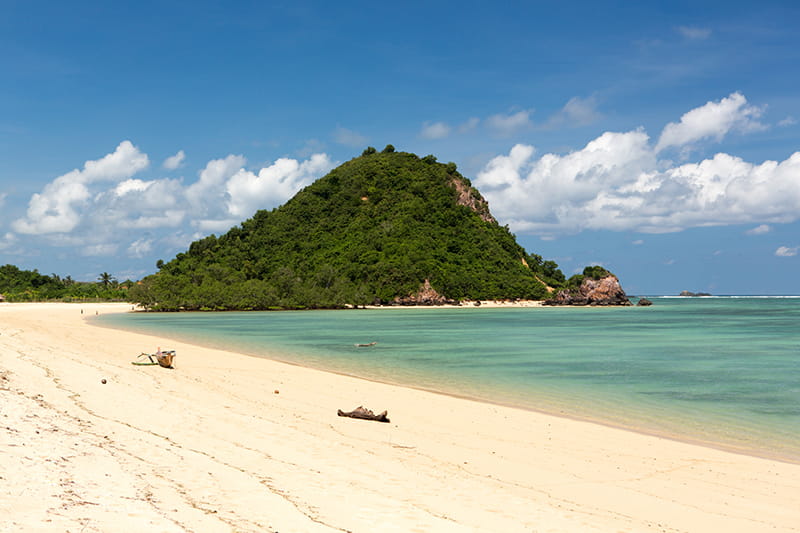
(101, 304), (800, 466)
(2, 302), (799, 531)
(95, 308), (800, 466)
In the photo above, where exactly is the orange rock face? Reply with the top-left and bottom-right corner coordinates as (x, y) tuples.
(547, 275), (631, 306)
(393, 279), (455, 306)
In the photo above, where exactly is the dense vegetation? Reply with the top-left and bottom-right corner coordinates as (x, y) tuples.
(565, 265), (613, 290)
(0, 264), (130, 302)
(131, 147), (570, 311)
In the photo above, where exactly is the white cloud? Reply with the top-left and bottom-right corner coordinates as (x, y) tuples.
(779, 116), (797, 127)
(9, 142), (336, 262)
(185, 154), (246, 214)
(82, 243), (118, 257)
(547, 96), (602, 128)
(13, 141), (149, 235)
(0, 232), (17, 251)
(775, 246), (798, 257)
(114, 178), (152, 196)
(487, 110), (532, 136)
(226, 153), (334, 218)
(419, 118), (479, 139)
(420, 121), (451, 140)
(97, 177), (186, 230)
(632, 239), (644, 245)
(333, 127), (367, 147)
(655, 92), (766, 153)
(475, 94), (800, 237)
(127, 237), (153, 258)
(746, 224), (771, 235)
(163, 150), (186, 170)
(676, 26), (711, 40)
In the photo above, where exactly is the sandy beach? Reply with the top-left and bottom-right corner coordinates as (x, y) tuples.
(1, 303), (799, 532)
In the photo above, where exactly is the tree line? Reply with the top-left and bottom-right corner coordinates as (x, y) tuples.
(0, 264), (130, 302)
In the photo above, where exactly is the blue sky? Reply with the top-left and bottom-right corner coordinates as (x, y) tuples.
(1, 1), (799, 295)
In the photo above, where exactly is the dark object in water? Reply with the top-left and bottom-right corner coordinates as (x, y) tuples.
(354, 341), (378, 347)
(337, 405), (390, 423)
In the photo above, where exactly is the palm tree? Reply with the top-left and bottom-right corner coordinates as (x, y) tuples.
(98, 272), (116, 288)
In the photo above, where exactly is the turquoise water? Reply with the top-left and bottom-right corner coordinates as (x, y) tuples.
(97, 297), (800, 461)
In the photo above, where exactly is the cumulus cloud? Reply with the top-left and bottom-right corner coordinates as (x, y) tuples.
(487, 110), (532, 136)
(186, 154), (246, 214)
(226, 153), (334, 218)
(676, 26), (711, 40)
(420, 121), (451, 140)
(9, 142), (335, 259)
(13, 141), (149, 234)
(655, 92), (766, 153)
(775, 246), (798, 257)
(333, 127), (367, 147)
(163, 150), (186, 169)
(746, 224), (771, 235)
(475, 94), (800, 237)
(127, 237), (153, 258)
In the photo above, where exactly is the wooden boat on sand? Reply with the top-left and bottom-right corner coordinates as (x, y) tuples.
(132, 349), (176, 368)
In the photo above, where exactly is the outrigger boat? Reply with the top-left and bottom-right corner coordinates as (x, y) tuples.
(132, 348), (176, 368)
(354, 341), (378, 347)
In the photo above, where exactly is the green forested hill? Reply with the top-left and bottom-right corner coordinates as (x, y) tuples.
(131, 147), (567, 310)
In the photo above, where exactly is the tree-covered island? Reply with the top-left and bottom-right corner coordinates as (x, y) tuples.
(126, 147), (628, 311)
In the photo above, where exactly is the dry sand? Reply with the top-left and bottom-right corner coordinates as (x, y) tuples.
(1, 302), (798, 532)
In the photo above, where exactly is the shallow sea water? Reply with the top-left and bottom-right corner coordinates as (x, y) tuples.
(97, 297), (800, 461)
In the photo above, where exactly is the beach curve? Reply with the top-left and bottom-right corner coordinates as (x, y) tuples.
(1, 302), (799, 532)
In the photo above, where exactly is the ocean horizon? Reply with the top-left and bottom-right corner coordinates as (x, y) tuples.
(97, 296), (800, 462)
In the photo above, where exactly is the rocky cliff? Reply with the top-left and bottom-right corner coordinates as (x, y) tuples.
(544, 275), (631, 306)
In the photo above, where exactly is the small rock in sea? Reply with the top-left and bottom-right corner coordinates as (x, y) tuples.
(101, 379), (107, 384)
(637, 298), (653, 306)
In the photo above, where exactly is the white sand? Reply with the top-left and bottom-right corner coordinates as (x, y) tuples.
(1, 302), (798, 532)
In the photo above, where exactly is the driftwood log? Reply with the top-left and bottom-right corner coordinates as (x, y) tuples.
(337, 405), (390, 423)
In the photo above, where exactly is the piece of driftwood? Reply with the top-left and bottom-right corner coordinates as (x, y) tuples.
(337, 405), (390, 423)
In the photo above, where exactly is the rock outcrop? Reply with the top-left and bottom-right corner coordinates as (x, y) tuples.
(544, 275), (631, 306)
(450, 177), (497, 224)
(679, 290), (711, 297)
(637, 297), (653, 306)
(393, 279), (456, 306)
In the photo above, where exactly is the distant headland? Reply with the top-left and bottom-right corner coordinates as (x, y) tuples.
(679, 291), (712, 297)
